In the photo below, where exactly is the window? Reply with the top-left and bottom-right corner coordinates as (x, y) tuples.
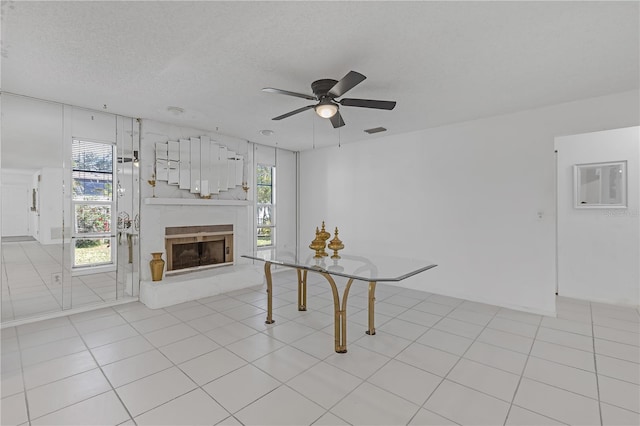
(256, 164), (275, 247)
(71, 139), (115, 267)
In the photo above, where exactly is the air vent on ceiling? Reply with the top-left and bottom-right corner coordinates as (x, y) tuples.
(364, 127), (387, 134)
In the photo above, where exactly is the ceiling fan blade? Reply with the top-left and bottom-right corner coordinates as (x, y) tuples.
(262, 87), (316, 101)
(329, 111), (345, 128)
(329, 71), (366, 98)
(339, 98), (397, 110)
(272, 105), (315, 120)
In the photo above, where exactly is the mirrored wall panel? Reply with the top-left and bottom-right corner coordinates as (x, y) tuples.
(1, 93), (140, 323)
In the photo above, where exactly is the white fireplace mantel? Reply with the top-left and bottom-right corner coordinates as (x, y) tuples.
(144, 198), (251, 206)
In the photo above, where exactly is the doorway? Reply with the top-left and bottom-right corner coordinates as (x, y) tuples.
(555, 127), (639, 306)
(1, 184), (30, 237)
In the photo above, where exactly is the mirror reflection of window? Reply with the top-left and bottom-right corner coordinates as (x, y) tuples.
(72, 139), (116, 267)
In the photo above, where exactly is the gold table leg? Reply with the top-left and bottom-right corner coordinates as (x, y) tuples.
(366, 281), (377, 335)
(297, 269), (307, 311)
(260, 263), (375, 353)
(264, 262), (275, 324)
(320, 273), (354, 353)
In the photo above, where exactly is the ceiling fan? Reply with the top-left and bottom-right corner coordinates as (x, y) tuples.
(262, 71), (396, 128)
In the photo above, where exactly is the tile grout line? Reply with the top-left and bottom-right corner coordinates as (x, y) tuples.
(501, 311), (545, 426)
(5, 242), (62, 321)
(403, 298), (495, 425)
(265, 287), (555, 425)
(250, 285), (438, 425)
(436, 306), (521, 413)
(124, 306), (251, 423)
(270, 286), (610, 421)
(5, 240), (127, 322)
(187, 287), (361, 425)
(308, 290), (433, 425)
(5, 283), (637, 426)
(25, 241), (65, 312)
(13, 325), (33, 426)
(239, 298), (338, 423)
(22, 307), (203, 423)
(101, 305), (234, 423)
(123, 302), (272, 424)
(590, 301), (604, 426)
(3, 247), (18, 322)
(65, 312), (138, 425)
(412, 298), (548, 424)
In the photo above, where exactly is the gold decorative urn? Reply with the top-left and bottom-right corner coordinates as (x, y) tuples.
(328, 227), (344, 259)
(318, 221), (331, 257)
(149, 252), (165, 281)
(309, 227), (325, 258)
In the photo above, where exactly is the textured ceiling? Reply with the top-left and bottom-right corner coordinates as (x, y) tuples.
(1, 1), (638, 163)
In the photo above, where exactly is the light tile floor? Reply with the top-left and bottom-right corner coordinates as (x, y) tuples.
(2, 241), (131, 322)
(1, 270), (639, 425)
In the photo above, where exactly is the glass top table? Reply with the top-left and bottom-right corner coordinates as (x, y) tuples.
(243, 252), (437, 353)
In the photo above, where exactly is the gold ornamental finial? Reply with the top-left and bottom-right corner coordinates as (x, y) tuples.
(309, 227), (325, 258)
(328, 227), (344, 259)
(318, 221), (331, 257)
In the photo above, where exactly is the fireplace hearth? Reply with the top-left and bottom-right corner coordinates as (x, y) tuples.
(165, 225), (233, 275)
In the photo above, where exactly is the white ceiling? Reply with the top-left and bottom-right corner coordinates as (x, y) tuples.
(1, 1), (638, 159)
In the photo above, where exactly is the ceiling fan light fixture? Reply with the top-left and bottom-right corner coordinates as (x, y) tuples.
(315, 101), (338, 119)
(265, 71), (395, 129)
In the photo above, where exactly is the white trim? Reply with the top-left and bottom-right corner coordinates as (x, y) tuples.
(0, 297), (138, 329)
(144, 198), (250, 206)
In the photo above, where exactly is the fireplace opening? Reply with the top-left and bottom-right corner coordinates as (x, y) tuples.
(165, 225), (233, 275)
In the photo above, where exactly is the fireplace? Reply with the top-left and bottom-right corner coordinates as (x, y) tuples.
(165, 225), (233, 275)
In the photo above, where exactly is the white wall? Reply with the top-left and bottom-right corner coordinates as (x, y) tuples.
(275, 149), (298, 254)
(556, 127), (639, 306)
(299, 90), (639, 315)
(0, 169), (32, 237)
(39, 167), (65, 245)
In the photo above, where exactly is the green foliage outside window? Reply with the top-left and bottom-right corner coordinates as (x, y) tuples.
(75, 238), (111, 265)
(76, 239), (103, 248)
(73, 151), (113, 172)
(75, 205), (111, 233)
(257, 164), (274, 247)
(71, 140), (114, 267)
(72, 141), (113, 201)
(256, 165), (273, 204)
(257, 227), (272, 247)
